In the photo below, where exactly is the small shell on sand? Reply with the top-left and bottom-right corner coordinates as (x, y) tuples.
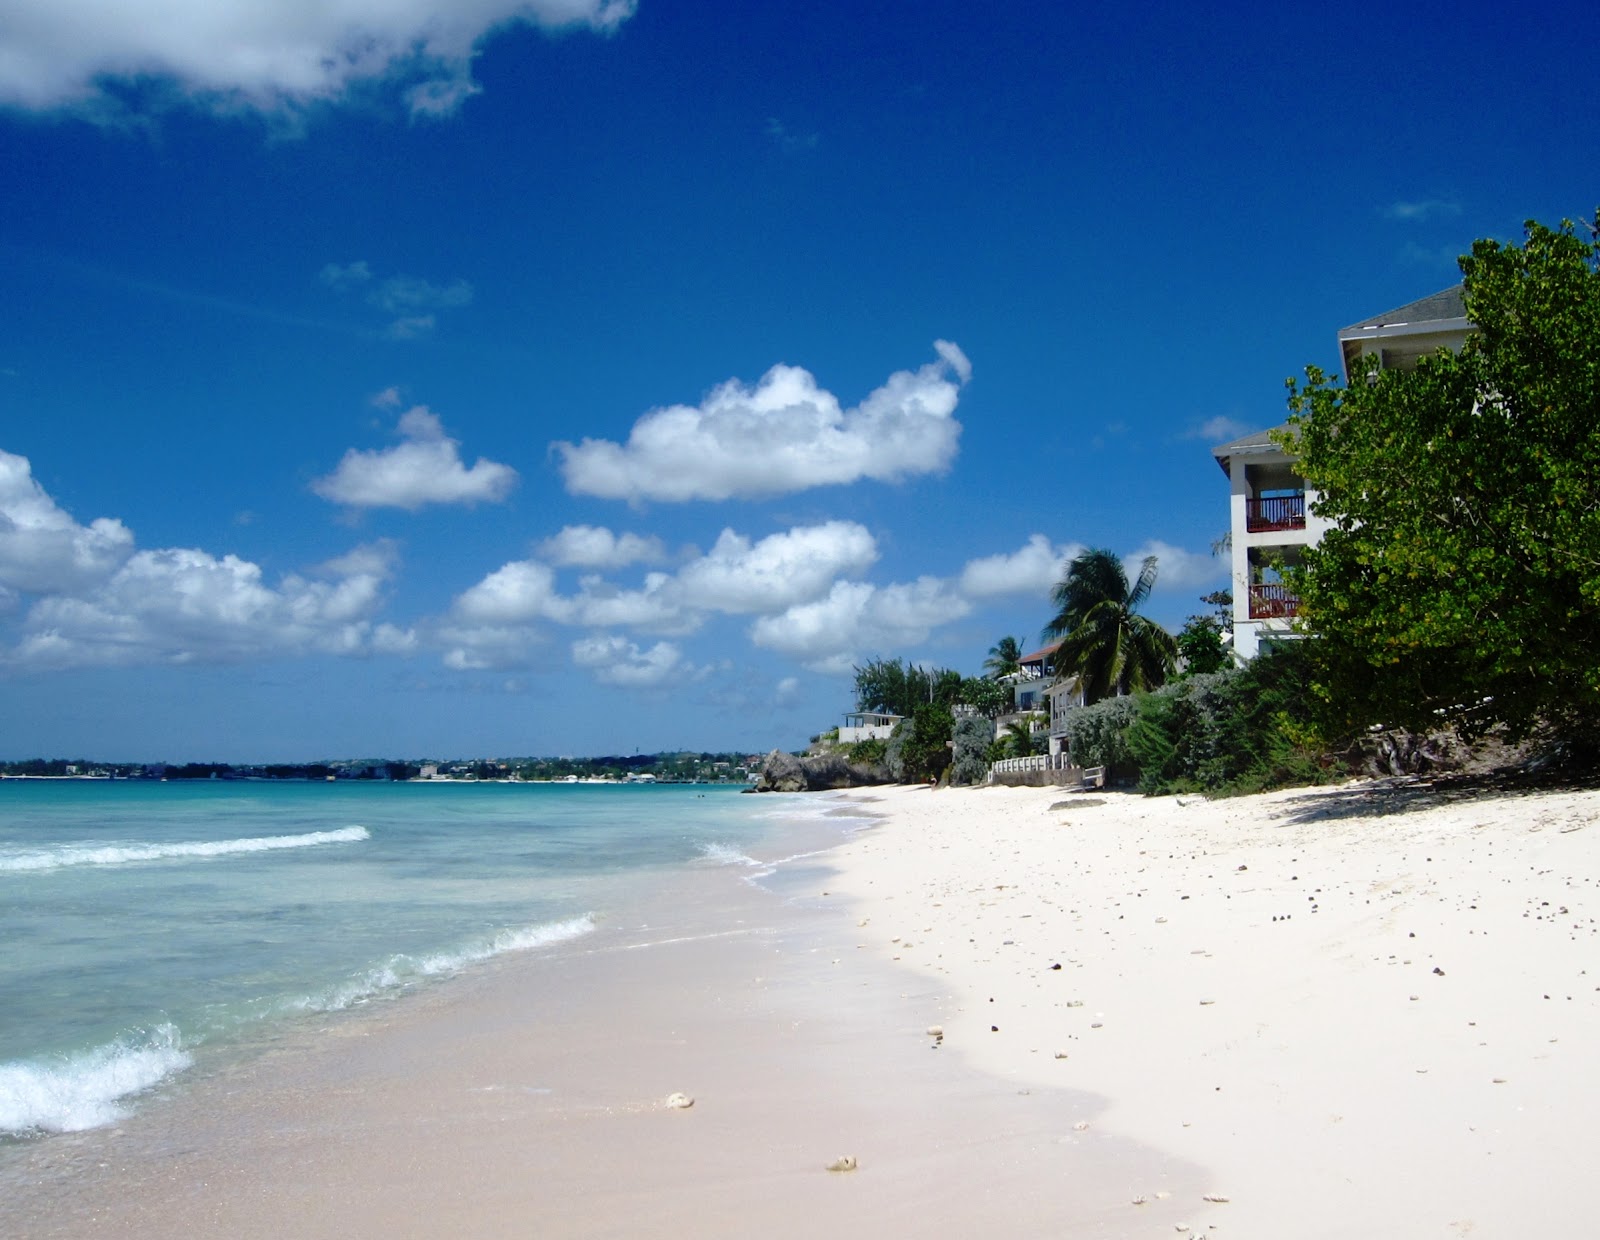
(1072, 1120), (1090, 1131)
(664, 1092), (694, 1109)
(825, 1155), (858, 1172)
(927, 1025), (944, 1038)
(1202, 1194), (1230, 1203)
(1131, 1196), (1147, 1206)
(1174, 1225), (1190, 1233)
(1054, 1049), (1069, 1059)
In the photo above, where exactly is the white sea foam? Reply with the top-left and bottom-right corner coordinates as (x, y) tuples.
(0, 1025), (191, 1136)
(0, 825), (371, 873)
(698, 842), (763, 868)
(288, 914), (597, 1014)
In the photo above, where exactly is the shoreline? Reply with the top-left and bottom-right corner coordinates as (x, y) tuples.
(9, 776), (1596, 1237)
(1, 790), (1197, 1239)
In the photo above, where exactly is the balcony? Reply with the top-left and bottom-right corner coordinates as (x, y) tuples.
(1248, 584), (1299, 619)
(1245, 494), (1306, 533)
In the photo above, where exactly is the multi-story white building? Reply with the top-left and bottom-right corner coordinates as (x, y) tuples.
(1213, 286), (1474, 659)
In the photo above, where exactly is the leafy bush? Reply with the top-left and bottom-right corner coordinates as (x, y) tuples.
(1119, 647), (1338, 795)
(1060, 695), (1141, 776)
(949, 715), (994, 785)
(898, 703), (955, 782)
(884, 721), (907, 781)
(845, 738), (887, 767)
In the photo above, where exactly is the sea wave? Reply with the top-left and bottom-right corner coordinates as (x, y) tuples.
(0, 1026), (191, 1137)
(0, 825), (371, 873)
(285, 914), (597, 1014)
(697, 842), (763, 868)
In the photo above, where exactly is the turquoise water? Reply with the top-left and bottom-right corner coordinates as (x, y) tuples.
(0, 779), (789, 1139)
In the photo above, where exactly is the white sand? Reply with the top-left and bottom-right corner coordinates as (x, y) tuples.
(829, 778), (1600, 1238)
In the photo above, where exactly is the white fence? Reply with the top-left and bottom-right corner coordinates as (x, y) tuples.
(988, 753), (1084, 787)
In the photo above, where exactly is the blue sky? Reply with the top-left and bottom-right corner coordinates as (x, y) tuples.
(1, 0), (1594, 762)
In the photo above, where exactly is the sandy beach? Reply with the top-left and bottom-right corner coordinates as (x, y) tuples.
(6, 777), (1598, 1238)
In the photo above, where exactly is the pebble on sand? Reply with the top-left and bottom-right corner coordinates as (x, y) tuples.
(665, 1092), (694, 1109)
(826, 1155), (858, 1172)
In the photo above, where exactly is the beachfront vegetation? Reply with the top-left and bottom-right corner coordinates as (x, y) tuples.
(896, 704), (957, 782)
(956, 675), (1012, 719)
(949, 715), (995, 785)
(1060, 645), (1329, 795)
(1285, 213), (1600, 755)
(1176, 614), (1230, 675)
(1044, 549), (1177, 703)
(852, 658), (962, 717)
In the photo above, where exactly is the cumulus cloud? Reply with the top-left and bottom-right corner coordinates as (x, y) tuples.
(750, 575), (970, 672)
(957, 534), (1078, 600)
(554, 342), (970, 502)
(11, 544), (396, 670)
(313, 407), (517, 510)
(674, 522), (877, 613)
(0, 0), (637, 120)
(0, 449), (134, 595)
(0, 448), (415, 670)
(537, 525), (666, 569)
(571, 634), (701, 687)
(452, 520), (876, 637)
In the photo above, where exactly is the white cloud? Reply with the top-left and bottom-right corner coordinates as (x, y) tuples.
(312, 407), (517, 510)
(437, 622), (542, 671)
(0, 449), (134, 595)
(449, 520), (876, 649)
(957, 534), (1078, 600)
(750, 575), (969, 670)
(537, 525), (666, 569)
(571, 634), (697, 687)
(1125, 540), (1227, 595)
(453, 560), (564, 625)
(554, 342), (970, 502)
(11, 544), (395, 670)
(674, 522), (877, 613)
(0, 0), (637, 119)
(774, 676), (802, 707)
(1382, 199), (1463, 223)
(1187, 415), (1251, 443)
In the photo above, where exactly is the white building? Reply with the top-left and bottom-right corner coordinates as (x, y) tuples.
(1214, 286), (1474, 659)
(838, 711), (904, 743)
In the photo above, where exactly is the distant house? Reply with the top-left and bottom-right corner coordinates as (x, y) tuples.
(1213, 286), (1475, 659)
(839, 711), (904, 743)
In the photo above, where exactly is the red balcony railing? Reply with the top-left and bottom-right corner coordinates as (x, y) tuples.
(1248, 584), (1299, 619)
(1245, 494), (1306, 532)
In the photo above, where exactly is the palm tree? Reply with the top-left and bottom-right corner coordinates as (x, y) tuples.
(983, 634), (1023, 679)
(1043, 549), (1177, 703)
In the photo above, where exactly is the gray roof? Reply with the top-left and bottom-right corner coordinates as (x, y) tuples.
(1339, 285), (1466, 335)
(1212, 423), (1291, 476)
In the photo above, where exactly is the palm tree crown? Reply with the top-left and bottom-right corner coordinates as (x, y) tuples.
(983, 634), (1023, 679)
(1043, 549), (1176, 703)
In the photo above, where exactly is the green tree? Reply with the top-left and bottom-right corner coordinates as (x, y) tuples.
(898, 703), (955, 782)
(853, 658), (963, 717)
(1176, 615), (1230, 675)
(956, 675), (1011, 719)
(983, 635), (1023, 679)
(1043, 549), (1177, 703)
(1284, 214), (1600, 747)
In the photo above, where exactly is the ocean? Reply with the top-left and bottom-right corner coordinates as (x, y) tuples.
(0, 778), (834, 1147)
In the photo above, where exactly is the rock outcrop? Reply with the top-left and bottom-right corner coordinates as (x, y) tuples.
(750, 748), (889, 792)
